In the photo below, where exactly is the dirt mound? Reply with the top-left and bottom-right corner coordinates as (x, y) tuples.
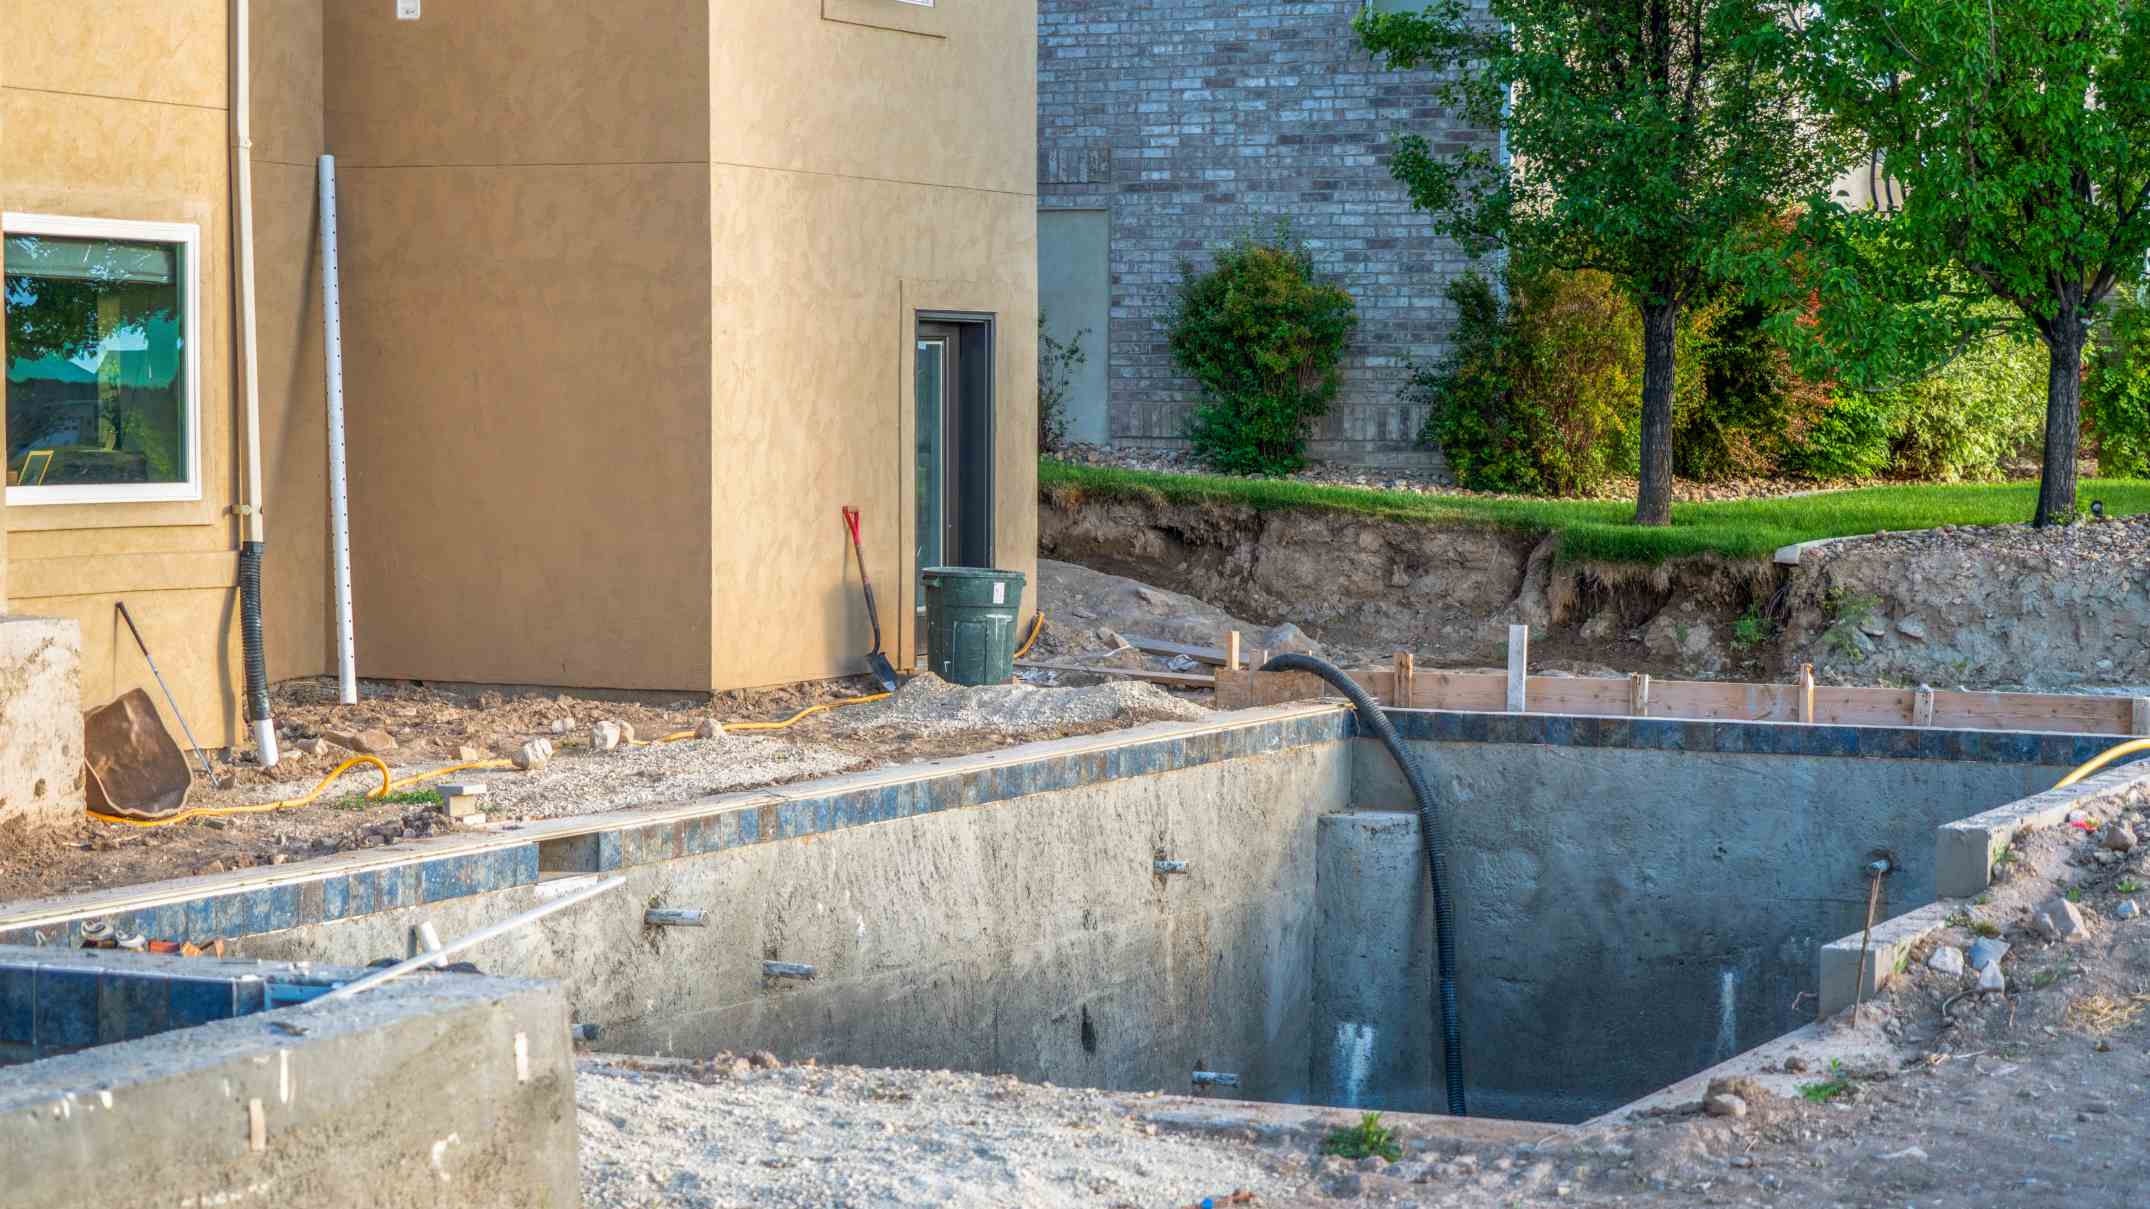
(836, 672), (1209, 739)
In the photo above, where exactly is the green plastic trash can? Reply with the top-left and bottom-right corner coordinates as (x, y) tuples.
(920, 566), (1027, 686)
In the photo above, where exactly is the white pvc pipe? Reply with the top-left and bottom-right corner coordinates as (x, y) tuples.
(318, 154), (358, 706)
(307, 876), (627, 1006)
(233, 0), (279, 767)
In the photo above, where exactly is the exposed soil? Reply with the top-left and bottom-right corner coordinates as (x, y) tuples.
(1042, 487), (2150, 691)
(4, 670), (1212, 906)
(572, 797), (2150, 1208)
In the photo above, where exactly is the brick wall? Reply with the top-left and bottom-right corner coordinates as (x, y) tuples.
(1038, 0), (1494, 471)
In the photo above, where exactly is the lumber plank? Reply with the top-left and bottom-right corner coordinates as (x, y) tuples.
(1126, 636), (1228, 666)
(1016, 661), (1215, 689)
(1630, 672), (1651, 717)
(1393, 651), (1414, 709)
(1524, 676), (1631, 715)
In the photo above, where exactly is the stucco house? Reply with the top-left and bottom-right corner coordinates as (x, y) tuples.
(0, 0), (1038, 808)
(1036, 0), (1491, 470)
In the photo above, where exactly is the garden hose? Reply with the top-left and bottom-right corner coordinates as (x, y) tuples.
(2055, 737), (2150, 789)
(83, 619), (1049, 832)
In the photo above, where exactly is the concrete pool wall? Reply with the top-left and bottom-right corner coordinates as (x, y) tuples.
(0, 946), (577, 1209)
(0, 703), (2123, 1125)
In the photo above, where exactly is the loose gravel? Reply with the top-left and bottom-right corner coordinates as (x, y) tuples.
(833, 673), (1209, 739)
(576, 1058), (1290, 1209)
(468, 732), (865, 820)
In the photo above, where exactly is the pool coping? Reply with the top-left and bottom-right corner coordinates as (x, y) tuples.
(3, 703), (2133, 952)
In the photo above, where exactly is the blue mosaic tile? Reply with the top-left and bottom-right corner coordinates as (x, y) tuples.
(34, 967), (98, 1052)
(165, 976), (238, 1031)
(0, 967), (33, 1045)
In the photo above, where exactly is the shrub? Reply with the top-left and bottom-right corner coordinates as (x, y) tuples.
(2087, 296), (2150, 478)
(1677, 295), (1834, 481)
(1037, 311), (1089, 453)
(1170, 232), (1358, 475)
(1412, 269), (1651, 495)
(1778, 329), (2045, 482)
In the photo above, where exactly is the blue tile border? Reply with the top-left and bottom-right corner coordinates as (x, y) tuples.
(2, 705), (2106, 952)
(1378, 708), (2124, 767)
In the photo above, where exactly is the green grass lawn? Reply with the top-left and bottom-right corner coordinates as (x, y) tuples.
(1040, 458), (2150, 564)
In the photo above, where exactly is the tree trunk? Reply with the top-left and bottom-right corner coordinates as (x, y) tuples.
(2033, 315), (2085, 528)
(1635, 299), (1680, 526)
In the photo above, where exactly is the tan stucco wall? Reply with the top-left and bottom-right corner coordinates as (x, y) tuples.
(322, 1), (716, 691)
(0, 0), (252, 744)
(6, 0), (1038, 715)
(709, 1), (1039, 686)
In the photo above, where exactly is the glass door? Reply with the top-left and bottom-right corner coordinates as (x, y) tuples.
(915, 323), (960, 652)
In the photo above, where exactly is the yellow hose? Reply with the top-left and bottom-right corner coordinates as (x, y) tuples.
(2055, 737), (2150, 789)
(1014, 611), (1044, 660)
(87, 754), (394, 829)
(85, 622), (1051, 829)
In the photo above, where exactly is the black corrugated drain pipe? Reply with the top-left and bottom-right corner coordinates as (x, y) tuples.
(1260, 652), (1465, 1116)
(238, 541), (278, 765)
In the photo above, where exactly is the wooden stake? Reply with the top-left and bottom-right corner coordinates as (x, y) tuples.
(2133, 697), (2150, 736)
(1799, 663), (1816, 724)
(1911, 685), (1935, 728)
(1392, 651), (1415, 708)
(1506, 625), (1529, 713)
(1226, 630), (1242, 673)
(1629, 672), (1650, 717)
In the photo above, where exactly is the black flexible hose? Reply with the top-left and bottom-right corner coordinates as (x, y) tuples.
(238, 541), (272, 737)
(1260, 652), (1465, 1116)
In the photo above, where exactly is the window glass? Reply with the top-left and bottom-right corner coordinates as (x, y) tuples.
(916, 337), (947, 593)
(5, 233), (187, 488)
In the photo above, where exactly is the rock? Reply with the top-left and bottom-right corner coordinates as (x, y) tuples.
(748, 1050), (781, 1070)
(2102, 822), (2137, 853)
(1703, 1093), (1748, 1119)
(1978, 962), (2007, 993)
(1967, 937), (2010, 971)
(1781, 1056), (1808, 1074)
(323, 727), (398, 755)
(2033, 896), (2091, 943)
(1926, 945), (1966, 978)
(1259, 622), (1319, 657)
(694, 718), (725, 740)
(2095, 850), (2121, 865)
(1895, 617), (1929, 641)
(590, 721), (624, 752)
(1578, 612), (1618, 642)
(455, 745), (483, 762)
(512, 738), (553, 771)
(293, 737), (332, 757)
(1878, 1145), (1929, 1161)
(1355, 1155), (1388, 1172)
(2116, 899), (2140, 920)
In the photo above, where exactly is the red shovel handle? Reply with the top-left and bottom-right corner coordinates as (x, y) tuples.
(842, 506), (863, 546)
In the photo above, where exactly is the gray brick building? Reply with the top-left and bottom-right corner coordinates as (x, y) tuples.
(1037, 0), (1494, 470)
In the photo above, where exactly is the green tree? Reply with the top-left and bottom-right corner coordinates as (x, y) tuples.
(1359, 0), (1846, 523)
(1789, 0), (2150, 525)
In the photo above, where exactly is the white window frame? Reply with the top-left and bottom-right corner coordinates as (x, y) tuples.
(3, 211), (203, 506)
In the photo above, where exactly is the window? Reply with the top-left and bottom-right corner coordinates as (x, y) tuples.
(4, 213), (201, 504)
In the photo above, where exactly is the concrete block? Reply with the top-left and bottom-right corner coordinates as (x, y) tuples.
(0, 615), (83, 830)
(1818, 900), (1956, 1019)
(1934, 764), (2150, 899)
(436, 780), (489, 818)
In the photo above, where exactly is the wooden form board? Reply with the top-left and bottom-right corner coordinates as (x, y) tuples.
(1213, 666), (2150, 736)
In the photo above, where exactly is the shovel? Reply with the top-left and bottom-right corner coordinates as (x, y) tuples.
(841, 506), (901, 692)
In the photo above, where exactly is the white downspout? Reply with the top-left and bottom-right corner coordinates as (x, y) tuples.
(317, 154), (358, 705)
(232, 0), (279, 765)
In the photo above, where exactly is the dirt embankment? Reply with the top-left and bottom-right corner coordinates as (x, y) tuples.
(1041, 492), (2150, 690)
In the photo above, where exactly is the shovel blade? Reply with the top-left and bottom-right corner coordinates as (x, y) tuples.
(864, 652), (899, 694)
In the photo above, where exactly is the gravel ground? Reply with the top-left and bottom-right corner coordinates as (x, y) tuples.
(464, 732), (866, 820)
(577, 1058), (1293, 1209)
(833, 673), (1209, 739)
